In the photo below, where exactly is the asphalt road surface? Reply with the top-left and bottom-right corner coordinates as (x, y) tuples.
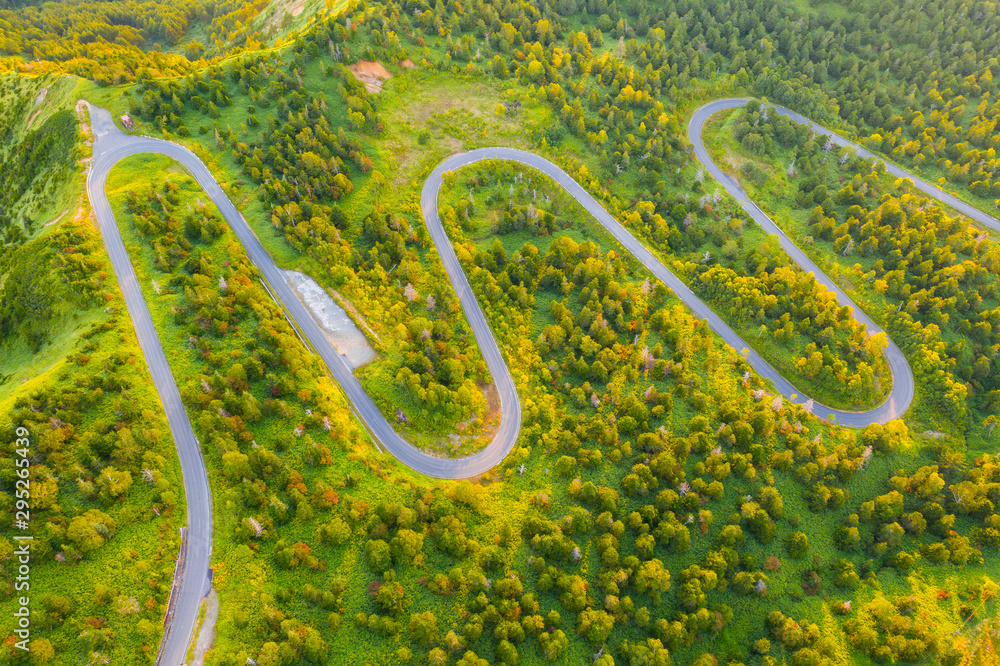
(86, 104), (212, 666)
(85, 97), (990, 663)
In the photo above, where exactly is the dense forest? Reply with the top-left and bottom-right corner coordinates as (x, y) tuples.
(1, 0), (999, 664)
(0, 0), (275, 82)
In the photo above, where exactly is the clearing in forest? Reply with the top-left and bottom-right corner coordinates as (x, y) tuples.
(349, 60), (392, 93)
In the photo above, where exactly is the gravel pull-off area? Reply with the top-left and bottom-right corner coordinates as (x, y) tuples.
(188, 588), (218, 666)
(284, 270), (376, 368)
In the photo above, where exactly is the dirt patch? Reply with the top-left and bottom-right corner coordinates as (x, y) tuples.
(349, 61), (392, 94)
(43, 209), (69, 229)
(264, 0), (304, 33)
(26, 87), (49, 129)
(284, 270), (377, 368)
(482, 381), (501, 428)
(71, 200), (97, 231)
(75, 99), (91, 140)
(399, 58), (415, 68)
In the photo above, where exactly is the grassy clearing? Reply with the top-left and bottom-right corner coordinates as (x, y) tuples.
(0, 308), (101, 405)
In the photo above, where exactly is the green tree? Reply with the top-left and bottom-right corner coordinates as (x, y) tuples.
(785, 532), (810, 559)
(302, 628), (328, 663)
(390, 529), (424, 566)
(29, 639), (55, 665)
(496, 639), (520, 664)
(96, 466), (133, 503)
(458, 651), (489, 666)
(66, 510), (116, 553)
(374, 581), (408, 615)
(578, 608), (615, 645)
(409, 611), (439, 646)
(221, 451), (252, 482)
(227, 362), (249, 392)
(366, 539), (392, 573)
(257, 642), (281, 666)
(539, 629), (569, 661)
(316, 518), (352, 546)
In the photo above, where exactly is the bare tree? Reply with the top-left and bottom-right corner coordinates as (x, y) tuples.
(985, 415), (998, 437)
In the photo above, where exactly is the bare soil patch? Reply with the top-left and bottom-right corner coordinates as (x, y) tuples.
(264, 0), (304, 33)
(349, 60), (392, 93)
(75, 99), (92, 141)
(26, 88), (49, 128)
(284, 270), (376, 368)
(43, 209), (69, 228)
(399, 58), (415, 68)
(71, 200), (96, 231)
(482, 381), (501, 429)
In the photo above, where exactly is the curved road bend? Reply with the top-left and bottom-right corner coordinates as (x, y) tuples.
(689, 99), (916, 425)
(87, 105), (522, 481)
(86, 96), (975, 661)
(430, 149), (912, 425)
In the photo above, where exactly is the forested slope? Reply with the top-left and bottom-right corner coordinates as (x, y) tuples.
(0, 0), (285, 82)
(0, 75), (86, 398)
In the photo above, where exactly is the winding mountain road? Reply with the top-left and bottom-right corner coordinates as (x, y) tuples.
(85, 98), (992, 663)
(86, 105), (213, 666)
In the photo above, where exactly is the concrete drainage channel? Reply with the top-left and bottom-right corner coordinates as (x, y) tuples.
(282, 270), (376, 368)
